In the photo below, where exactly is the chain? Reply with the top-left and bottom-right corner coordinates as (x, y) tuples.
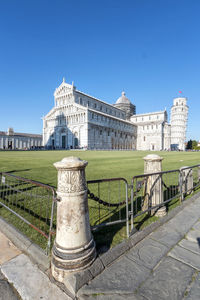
(161, 179), (170, 189)
(87, 188), (128, 207)
(87, 178), (146, 207)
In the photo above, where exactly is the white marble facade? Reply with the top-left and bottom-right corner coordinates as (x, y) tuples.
(170, 97), (188, 151)
(43, 79), (188, 151)
(0, 128), (42, 150)
(131, 111), (171, 151)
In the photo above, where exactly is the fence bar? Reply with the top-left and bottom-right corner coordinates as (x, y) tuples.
(0, 172), (56, 254)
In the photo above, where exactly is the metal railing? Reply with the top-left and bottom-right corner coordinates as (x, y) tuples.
(87, 178), (129, 237)
(0, 172), (57, 255)
(180, 165), (200, 197)
(1, 164), (200, 252)
(129, 164), (200, 235)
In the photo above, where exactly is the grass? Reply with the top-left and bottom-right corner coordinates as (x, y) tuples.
(0, 150), (200, 185)
(0, 149), (200, 253)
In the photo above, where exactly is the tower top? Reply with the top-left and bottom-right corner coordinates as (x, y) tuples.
(173, 97), (187, 107)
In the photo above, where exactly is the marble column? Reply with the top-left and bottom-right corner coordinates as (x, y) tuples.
(51, 156), (96, 282)
(143, 154), (166, 217)
(180, 166), (193, 195)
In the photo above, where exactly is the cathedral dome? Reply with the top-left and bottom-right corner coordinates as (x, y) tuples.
(116, 91), (131, 104)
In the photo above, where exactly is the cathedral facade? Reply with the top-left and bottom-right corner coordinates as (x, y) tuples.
(43, 79), (188, 151)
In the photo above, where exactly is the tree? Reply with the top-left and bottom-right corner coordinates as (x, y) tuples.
(186, 140), (198, 150)
(192, 140), (198, 149)
(186, 139), (192, 149)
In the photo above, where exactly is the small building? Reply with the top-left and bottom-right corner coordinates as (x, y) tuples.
(130, 110), (171, 151)
(0, 128), (42, 150)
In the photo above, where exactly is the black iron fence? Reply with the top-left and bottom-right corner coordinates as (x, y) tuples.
(129, 164), (200, 235)
(87, 178), (129, 237)
(0, 172), (57, 255)
(0, 164), (200, 253)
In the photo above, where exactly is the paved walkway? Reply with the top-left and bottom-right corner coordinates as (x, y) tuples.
(1, 195), (200, 299)
(0, 269), (19, 300)
(0, 231), (71, 300)
(78, 196), (200, 300)
(0, 232), (21, 299)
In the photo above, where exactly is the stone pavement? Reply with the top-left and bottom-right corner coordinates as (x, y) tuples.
(1, 195), (200, 299)
(0, 231), (71, 300)
(0, 269), (19, 300)
(0, 232), (21, 299)
(78, 195), (200, 300)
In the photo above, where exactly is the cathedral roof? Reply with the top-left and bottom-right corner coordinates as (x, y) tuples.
(116, 91), (131, 105)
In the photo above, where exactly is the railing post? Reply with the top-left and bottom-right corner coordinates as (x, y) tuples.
(180, 166), (193, 196)
(179, 170), (184, 203)
(51, 157), (96, 282)
(143, 154), (166, 217)
(198, 166), (200, 182)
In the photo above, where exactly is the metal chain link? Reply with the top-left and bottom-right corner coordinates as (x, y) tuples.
(87, 188), (127, 207)
(161, 179), (170, 189)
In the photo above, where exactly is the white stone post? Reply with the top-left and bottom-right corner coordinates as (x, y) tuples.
(198, 166), (200, 182)
(51, 156), (96, 282)
(143, 154), (166, 217)
(180, 166), (193, 195)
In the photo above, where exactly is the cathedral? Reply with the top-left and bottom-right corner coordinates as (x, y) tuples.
(43, 79), (188, 151)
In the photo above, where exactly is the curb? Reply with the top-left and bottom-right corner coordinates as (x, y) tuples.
(65, 190), (200, 296)
(99, 190), (200, 268)
(1, 190), (200, 297)
(0, 216), (50, 272)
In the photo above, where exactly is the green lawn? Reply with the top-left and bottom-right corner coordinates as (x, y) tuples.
(0, 150), (200, 253)
(0, 150), (200, 186)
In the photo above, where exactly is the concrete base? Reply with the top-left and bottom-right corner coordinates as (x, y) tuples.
(51, 239), (96, 283)
(155, 206), (167, 217)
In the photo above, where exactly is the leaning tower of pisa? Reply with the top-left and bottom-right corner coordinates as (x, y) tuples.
(170, 97), (188, 151)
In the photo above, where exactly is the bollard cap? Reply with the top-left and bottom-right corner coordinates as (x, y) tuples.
(143, 154), (163, 162)
(179, 166), (189, 170)
(54, 156), (88, 170)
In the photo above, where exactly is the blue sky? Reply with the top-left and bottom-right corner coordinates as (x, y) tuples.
(0, 0), (199, 140)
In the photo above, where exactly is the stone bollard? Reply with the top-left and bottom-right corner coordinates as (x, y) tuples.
(198, 166), (200, 182)
(143, 154), (166, 217)
(180, 166), (193, 195)
(51, 156), (96, 283)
